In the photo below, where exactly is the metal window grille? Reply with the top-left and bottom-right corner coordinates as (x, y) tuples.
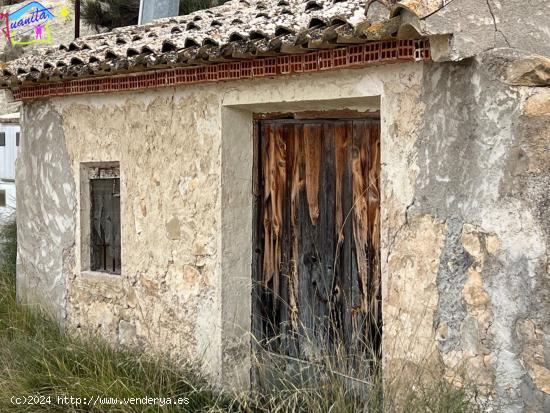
(89, 166), (121, 274)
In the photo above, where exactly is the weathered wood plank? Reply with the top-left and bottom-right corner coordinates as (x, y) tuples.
(278, 124), (291, 354)
(253, 116), (381, 363)
(253, 111), (381, 120)
(260, 123), (276, 345)
(297, 123), (322, 358)
(335, 121), (354, 350)
(252, 120), (263, 345)
(318, 122), (335, 346)
(351, 120), (369, 313)
(367, 120), (382, 358)
(90, 178), (121, 274)
(272, 123), (287, 318)
(303, 124), (321, 226)
(288, 123), (302, 357)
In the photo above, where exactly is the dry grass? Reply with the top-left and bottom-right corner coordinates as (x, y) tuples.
(0, 219), (480, 412)
(0, 219), (230, 412)
(233, 317), (480, 413)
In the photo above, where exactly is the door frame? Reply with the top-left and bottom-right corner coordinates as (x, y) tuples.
(218, 92), (385, 391)
(251, 110), (382, 369)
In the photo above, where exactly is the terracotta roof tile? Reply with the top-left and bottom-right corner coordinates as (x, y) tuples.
(1, 0), (445, 85)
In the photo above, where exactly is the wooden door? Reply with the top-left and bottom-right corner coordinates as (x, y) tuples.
(252, 116), (381, 361)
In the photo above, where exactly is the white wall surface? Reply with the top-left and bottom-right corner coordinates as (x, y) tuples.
(0, 122), (20, 224)
(0, 123), (20, 181)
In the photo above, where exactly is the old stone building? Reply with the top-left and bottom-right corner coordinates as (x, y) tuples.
(0, 0), (548, 411)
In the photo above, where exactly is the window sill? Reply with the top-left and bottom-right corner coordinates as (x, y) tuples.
(80, 270), (122, 280)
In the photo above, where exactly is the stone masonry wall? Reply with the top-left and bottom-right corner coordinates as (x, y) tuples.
(16, 55), (549, 411)
(63, 89), (223, 381)
(386, 52), (549, 412)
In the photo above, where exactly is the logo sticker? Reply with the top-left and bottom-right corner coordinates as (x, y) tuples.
(1, 1), (72, 46)
(9, 1), (56, 45)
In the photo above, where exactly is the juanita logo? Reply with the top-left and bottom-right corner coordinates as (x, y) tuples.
(0, 1), (71, 46)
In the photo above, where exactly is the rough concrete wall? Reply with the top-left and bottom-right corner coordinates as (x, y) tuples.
(503, 87), (550, 411)
(59, 90), (223, 381)
(379, 51), (549, 413)
(424, 0), (550, 60)
(15, 56), (549, 409)
(219, 64), (422, 388)
(219, 107), (254, 388)
(16, 101), (76, 323)
(407, 53), (549, 412)
(0, 91), (20, 116)
(15, 64), (419, 387)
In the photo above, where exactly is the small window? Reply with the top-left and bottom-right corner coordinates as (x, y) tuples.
(16, 132), (20, 147)
(89, 166), (121, 274)
(0, 190), (5, 207)
(0, 132), (5, 146)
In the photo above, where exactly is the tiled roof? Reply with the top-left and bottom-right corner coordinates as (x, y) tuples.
(0, 0), (447, 86)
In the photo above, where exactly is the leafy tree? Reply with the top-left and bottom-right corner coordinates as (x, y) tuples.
(179, 0), (223, 15)
(0, 1), (27, 5)
(80, 0), (140, 32)
(81, 0), (227, 31)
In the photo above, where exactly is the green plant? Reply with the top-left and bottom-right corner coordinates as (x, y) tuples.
(0, 1), (27, 6)
(0, 218), (482, 412)
(0, 218), (229, 412)
(230, 297), (480, 413)
(80, 0), (230, 31)
(80, 0), (141, 32)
